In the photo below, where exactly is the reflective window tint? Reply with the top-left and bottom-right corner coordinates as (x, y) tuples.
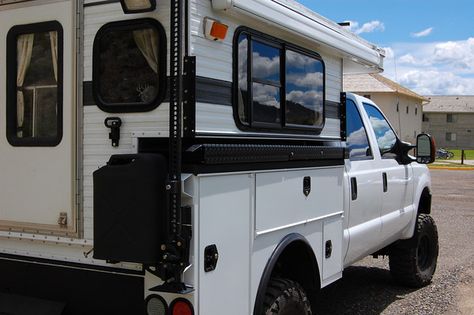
(93, 19), (166, 112)
(252, 40), (280, 84)
(252, 83), (281, 124)
(235, 29), (325, 133)
(7, 21), (63, 146)
(363, 103), (397, 154)
(237, 34), (249, 124)
(285, 50), (324, 127)
(346, 99), (372, 160)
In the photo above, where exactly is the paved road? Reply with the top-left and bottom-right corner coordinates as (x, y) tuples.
(313, 169), (474, 315)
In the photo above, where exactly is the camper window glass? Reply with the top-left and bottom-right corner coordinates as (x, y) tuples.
(285, 50), (324, 127)
(251, 40), (281, 126)
(6, 21), (63, 146)
(93, 19), (166, 112)
(235, 29), (325, 134)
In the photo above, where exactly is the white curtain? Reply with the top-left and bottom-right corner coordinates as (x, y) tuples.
(133, 29), (158, 74)
(50, 31), (58, 82)
(16, 33), (35, 137)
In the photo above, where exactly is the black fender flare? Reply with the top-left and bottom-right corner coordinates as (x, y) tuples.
(253, 233), (320, 315)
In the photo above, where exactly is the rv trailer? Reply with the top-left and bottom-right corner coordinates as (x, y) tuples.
(0, 0), (435, 314)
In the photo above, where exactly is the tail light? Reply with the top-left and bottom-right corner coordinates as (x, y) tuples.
(170, 298), (194, 315)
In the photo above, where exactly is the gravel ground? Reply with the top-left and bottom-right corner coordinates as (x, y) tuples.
(313, 169), (474, 315)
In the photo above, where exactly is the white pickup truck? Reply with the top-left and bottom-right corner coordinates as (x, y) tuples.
(259, 93), (439, 314)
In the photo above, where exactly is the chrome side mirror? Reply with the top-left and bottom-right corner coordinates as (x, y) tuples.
(416, 134), (436, 164)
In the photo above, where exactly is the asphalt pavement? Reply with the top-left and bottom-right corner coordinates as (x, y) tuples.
(313, 169), (474, 315)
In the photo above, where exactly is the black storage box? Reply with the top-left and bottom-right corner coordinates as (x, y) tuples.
(93, 154), (167, 264)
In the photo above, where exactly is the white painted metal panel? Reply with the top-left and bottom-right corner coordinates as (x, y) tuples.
(322, 216), (343, 283)
(0, 0), (76, 233)
(198, 174), (252, 315)
(255, 167), (343, 234)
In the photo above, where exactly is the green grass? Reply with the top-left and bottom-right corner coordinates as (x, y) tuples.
(443, 149), (474, 160)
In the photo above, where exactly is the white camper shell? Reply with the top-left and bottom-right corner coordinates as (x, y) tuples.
(0, 1), (435, 315)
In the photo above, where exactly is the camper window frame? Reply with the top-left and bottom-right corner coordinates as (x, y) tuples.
(92, 18), (167, 113)
(6, 21), (64, 147)
(233, 27), (326, 135)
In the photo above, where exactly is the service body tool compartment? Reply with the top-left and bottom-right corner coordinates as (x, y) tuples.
(93, 154), (167, 264)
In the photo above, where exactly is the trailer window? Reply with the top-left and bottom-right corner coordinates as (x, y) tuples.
(93, 19), (166, 112)
(235, 29), (325, 134)
(6, 21), (63, 146)
(285, 50), (324, 127)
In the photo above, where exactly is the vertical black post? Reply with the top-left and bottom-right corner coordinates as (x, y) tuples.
(168, 0), (183, 243)
(462, 149), (465, 165)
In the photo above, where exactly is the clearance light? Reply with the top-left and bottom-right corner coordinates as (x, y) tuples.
(170, 298), (194, 315)
(120, 0), (156, 14)
(204, 17), (229, 41)
(145, 295), (168, 315)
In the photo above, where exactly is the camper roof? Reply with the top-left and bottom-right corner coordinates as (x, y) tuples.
(212, 0), (385, 73)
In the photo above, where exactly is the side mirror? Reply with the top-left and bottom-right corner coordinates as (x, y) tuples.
(416, 134), (436, 164)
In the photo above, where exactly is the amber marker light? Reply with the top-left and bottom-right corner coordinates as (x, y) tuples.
(204, 17), (229, 41)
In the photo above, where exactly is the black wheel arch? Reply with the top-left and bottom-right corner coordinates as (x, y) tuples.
(253, 233), (320, 315)
(418, 187), (432, 215)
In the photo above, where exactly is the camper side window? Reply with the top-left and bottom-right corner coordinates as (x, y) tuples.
(93, 19), (166, 112)
(6, 21), (63, 146)
(235, 29), (325, 134)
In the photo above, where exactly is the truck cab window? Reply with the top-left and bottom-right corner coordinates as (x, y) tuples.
(363, 103), (397, 155)
(93, 19), (166, 112)
(235, 28), (325, 133)
(346, 99), (372, 160)
(6, 21), (63, 146)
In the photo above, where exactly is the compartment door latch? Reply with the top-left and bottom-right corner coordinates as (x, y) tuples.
(204, 244), (219, 272)
(104, 117), (122, 147)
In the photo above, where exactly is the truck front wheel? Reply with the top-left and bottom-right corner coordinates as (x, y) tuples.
(389, 214), (439, 287)
(262, 278), (312, 315)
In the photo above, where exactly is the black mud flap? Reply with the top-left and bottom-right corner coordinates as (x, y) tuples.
(93, 154), (167, 264)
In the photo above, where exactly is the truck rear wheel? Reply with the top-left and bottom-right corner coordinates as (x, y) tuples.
(262, 278), (312, 315)
(389, 214), (439, 287)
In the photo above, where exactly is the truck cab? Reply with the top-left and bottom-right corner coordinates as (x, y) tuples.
(343, 93), (434, 266)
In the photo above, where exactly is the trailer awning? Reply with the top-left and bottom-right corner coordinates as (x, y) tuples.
(212, 0), (385, 74)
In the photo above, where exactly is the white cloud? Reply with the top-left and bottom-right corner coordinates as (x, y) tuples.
(411, 27), (434, 38)
(288, 72), (323, 88)
(346, 20), (385, 35)
(399, 70), (474, 95)
(382, 38), (474, 95)
(398, 54), (417, 65)
(253, 83), (280, 108)
(382, 47), (394, 59)
(286, 90), (323, 107)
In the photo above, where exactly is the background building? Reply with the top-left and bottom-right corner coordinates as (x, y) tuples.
(422, 96), (474, 149)
(344, 73), (428, 144)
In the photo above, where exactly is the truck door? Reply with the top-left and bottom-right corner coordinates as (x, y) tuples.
(362, 103), (414, 243)
(343, 98), (383, 266)
(0, 0), (76, 234)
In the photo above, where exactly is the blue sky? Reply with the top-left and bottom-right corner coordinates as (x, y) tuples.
(297, 0), (474, 95)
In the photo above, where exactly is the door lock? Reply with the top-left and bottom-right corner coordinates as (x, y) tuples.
(104, 117), (122, 147)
